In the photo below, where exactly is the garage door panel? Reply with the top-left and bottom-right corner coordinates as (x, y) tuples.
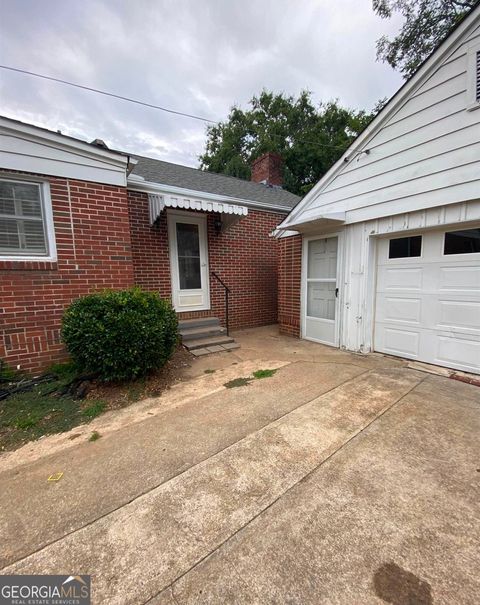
(381, 327), (420, 357)
(438, 265), (480, 291)
(435, 335), (480, 373)
(381, 297), (421, 324)
(375, 227), (480, 374)
(380, 267), (423, 290)
(437, 300), (480, 331)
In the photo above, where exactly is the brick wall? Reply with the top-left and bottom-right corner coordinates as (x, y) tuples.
(128, 190), (284, 330)
(0, 171), (134, 373)
(278, 234), (302, 338)
(1, 177), (289, 373)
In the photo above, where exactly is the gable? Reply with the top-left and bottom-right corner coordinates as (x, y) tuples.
(282, 9), (480, 229)
(0, 117), (128, 186)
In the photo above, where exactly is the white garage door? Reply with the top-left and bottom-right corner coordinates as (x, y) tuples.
(374, 226), (480, 374)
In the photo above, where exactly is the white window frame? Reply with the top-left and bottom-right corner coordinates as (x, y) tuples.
(466, 43), (480, 111)
(0, 176), (57, 261)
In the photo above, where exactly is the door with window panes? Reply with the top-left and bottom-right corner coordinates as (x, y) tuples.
(303, 234), (340, 346)
(168, 212), (210, 311)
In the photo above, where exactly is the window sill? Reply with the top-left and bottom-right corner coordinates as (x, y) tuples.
(0, 255), (57, 262)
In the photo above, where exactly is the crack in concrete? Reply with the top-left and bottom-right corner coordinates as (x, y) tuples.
(143, 372), (427, 604)
(1, 364), (371, 572)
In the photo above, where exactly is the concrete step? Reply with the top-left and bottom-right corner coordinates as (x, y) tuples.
(184, 335), (235, 351)
(191, 342), (240, 356)
(178, 317), (220, 331)
(180, 325), (227, 341)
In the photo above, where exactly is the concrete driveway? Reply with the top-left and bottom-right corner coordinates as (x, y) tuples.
(0, 326), (479, 604)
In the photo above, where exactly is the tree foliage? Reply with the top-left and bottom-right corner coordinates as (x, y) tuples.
(199, 91), (380, 196)
(374, 0), (478, 78)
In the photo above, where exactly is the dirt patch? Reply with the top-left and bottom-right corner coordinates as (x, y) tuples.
(450, 373), (480, 388)
(0, 346), (192, 452)
(85, 346), (192, 409)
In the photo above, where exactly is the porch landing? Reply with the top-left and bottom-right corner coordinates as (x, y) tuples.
(179, 317), (240, 356)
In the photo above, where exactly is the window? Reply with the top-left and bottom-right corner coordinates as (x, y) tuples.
(467, 45), (480, 109)
(444, 228), (480, 255)
(388, 235), (422, 259)
(0, 179), (54, 258)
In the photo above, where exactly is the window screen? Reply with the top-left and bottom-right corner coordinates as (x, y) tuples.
(388, 235), (422, 259)
(444, 228), (480, 255)
(0, 180), (48, 255)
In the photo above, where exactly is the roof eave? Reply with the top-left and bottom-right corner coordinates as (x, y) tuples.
(127, 177), (294, 213)
(279, 5), (480, 230)
(0, 115), (128, 168)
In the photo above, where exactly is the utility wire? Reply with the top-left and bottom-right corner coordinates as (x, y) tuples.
(0, 64), (217, 124)
(0, 64), (356, 153)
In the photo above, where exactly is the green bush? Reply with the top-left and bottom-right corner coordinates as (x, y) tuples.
(62, 288), (178, 381)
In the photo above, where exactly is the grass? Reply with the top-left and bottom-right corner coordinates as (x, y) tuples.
(204, 369), (216, 374)
(0, 362), (107, 451)
(224, 377), (252, 389)
(88, 430), (101, 442)
(82, 401), (106, 419)
(224, 369), (278, 389)
(252, 369), (277, 379)
(0, 359), (17, 382)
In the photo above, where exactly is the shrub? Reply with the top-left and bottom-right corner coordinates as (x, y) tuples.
(0, 359), (17, 383)
(62, 288), (178, 381)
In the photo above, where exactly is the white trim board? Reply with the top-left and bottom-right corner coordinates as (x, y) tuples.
(0, 116), (128, 187)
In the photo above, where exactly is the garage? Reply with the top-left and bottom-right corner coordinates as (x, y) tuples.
(374, 226), (480, 374)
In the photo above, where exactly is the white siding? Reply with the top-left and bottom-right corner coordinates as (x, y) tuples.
(0, 119), (127, 186)
(291, 20), (480, 228)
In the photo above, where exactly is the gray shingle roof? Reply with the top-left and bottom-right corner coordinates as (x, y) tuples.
(130, 155), (300, 211)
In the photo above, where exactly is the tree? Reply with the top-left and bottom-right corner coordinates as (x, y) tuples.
(200, 91), (379, 196)
(374, 0), (478, 78)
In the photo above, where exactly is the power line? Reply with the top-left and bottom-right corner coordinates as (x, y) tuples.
(0, 64), (217, 124)
(0, 64), (356, 153)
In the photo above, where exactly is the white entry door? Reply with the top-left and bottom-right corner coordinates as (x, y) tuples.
(168, 212), (210, 312)
(303, 235), (340, 346)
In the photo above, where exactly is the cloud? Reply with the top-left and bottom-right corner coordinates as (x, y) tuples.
(0, 0), (403, 167)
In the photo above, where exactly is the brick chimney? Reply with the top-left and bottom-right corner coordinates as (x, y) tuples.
(251, 152), (283, 187)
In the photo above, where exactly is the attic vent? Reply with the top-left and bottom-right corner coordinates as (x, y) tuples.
(467, 45), (480, 109)
(476, 50), (480, 101)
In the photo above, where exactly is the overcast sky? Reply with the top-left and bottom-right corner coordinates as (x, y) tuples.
(0, 0), (403, 167)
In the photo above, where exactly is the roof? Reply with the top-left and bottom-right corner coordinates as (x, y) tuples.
(278, 3), (480, 230)
(130, 155), (300, 210)
(1, 114), (299, 210)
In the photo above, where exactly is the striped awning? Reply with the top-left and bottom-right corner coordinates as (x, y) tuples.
(148, 193), (248, 225)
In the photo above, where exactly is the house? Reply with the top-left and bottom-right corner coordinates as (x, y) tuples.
(276, 5), (480, 375)
(0, 116), (299, 372)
